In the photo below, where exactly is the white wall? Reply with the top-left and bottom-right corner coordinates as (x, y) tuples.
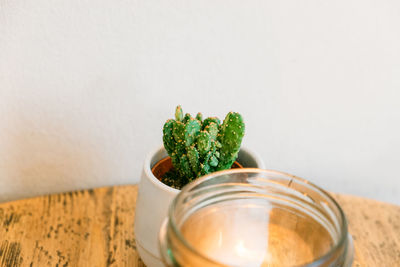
(0, 0), (399, 204)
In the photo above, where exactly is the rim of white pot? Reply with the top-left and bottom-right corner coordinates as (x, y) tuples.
(143, 145), (265, 193)
(144, 146), (181, 194)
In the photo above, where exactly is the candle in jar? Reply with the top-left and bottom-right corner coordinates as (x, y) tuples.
(180, 199), (334, 266)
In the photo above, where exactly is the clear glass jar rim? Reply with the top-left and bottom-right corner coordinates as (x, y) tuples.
(167, 168), (350, 267)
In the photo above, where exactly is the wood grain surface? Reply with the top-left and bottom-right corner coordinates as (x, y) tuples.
(0, 185), (398, 267)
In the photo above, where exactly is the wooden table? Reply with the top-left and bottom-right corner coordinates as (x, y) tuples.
(0, 185), (399, 267)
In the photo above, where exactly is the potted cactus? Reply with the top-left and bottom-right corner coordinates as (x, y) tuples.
(156, 106), (245, 189)
(134, 106), (265, 267)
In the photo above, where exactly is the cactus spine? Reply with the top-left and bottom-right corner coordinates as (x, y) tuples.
(162, 106), (245, 188)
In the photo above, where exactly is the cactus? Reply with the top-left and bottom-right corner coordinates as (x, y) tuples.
(162, 106), (245, 189)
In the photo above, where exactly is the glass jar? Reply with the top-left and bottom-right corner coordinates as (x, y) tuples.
(159, 168), (354, 267)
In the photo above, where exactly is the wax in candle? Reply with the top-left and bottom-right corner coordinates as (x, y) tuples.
(180, 199), (333, 267)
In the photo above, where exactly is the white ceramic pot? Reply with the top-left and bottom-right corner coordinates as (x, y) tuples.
(134, 146), (265, 267)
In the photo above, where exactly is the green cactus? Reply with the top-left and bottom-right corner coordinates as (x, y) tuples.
(161, 106), (245, 189)
(217, 112), (245, 170)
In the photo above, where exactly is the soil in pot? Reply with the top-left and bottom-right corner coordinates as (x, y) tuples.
(151, 157), (243, 190)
